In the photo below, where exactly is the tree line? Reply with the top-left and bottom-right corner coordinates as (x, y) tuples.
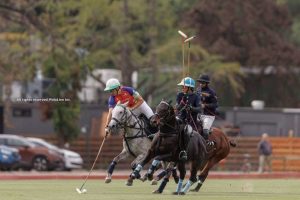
(0, 0), (300, 143)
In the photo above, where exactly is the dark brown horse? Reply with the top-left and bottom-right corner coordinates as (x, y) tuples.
(152, 114), (237, 193)
(128, 100), (209, 194)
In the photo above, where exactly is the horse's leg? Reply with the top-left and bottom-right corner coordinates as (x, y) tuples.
(181, 162), (199, 194)
(140, 159), (161, 182)
(151, 161), (170, 185)
(153, 162), (175, 194)
(130, 151), (151, 179)
(127, 148), (157, 186)
(153, 169), (171, 193)
(130, 135), (160, 179)
(154, 169), (167, 182)
(105, 148), (129, 183)
(191, 160), (213, 192)
(125, 153), (147, 186)
(153, 177), (169, 194)
(173, 161), (186, 195)
(149, 153), (172, 182)
(171, 166), (179, 183)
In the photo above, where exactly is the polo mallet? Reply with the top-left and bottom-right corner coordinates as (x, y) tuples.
(76, 136), (107, 194)
(184, 36), (196, 76)
(178, 30), (187, 78)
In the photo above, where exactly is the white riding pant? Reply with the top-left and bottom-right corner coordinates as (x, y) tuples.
(132, 101), (154, 119)
(198, 115), (215, 130)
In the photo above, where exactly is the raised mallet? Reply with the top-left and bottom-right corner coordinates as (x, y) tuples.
(184, 35), (196, 43)
(76, 136), (107, 194)
(178, 30), (188, 78)
(178, 30), (188, 39)
(184, 35), (196, 75)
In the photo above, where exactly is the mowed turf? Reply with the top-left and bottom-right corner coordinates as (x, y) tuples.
(0, 179), (300, 200)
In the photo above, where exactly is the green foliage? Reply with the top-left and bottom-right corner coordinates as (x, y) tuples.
(1, 0), (300, 120)
(286, 0), (300, 46)
(291, 20), (300, 46)
(184, 0), (300, 106)
(52, 101), (80, 143)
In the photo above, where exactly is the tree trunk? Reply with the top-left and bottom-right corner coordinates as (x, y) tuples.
(120, 0), (133, 86)
(144, 0), (157, 104)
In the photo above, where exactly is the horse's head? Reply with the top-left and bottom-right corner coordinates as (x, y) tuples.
(151, 100), (175, 127)
(107, 103), (131, 135)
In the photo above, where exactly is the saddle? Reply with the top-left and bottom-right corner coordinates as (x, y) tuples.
(138, 114), (158, 139)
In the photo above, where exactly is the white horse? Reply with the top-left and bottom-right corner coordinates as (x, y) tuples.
(105, 103), (153, 186)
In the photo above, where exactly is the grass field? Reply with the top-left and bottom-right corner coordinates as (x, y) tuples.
(0, 179), (300, 200)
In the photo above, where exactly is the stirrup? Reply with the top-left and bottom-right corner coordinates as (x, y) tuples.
(206, 140), (214, 146)
(179, 150), (187, 161)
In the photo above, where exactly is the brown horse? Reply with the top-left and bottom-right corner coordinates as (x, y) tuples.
(152, 120), (237, 193)
(190, 127), (236, 192)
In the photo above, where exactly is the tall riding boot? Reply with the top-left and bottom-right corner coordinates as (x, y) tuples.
(179, 131), (187, 161)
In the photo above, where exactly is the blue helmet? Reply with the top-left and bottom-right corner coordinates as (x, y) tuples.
(177, 77), (195, 88)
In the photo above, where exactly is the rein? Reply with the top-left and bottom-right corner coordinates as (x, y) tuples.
(111, 105), (147, 140)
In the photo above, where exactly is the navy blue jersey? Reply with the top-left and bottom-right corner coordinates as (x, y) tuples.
(197, 86), (218, 115)
(176, 92), (200, 126)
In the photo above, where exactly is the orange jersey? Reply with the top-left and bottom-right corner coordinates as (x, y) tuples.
(108, 86), (136, 108)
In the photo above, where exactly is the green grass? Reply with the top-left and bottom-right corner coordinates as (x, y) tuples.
(0, 179), (300, 200)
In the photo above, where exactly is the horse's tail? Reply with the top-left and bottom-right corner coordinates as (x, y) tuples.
(229, 140), (237, 147)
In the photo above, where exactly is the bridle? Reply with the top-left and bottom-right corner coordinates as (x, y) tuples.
(110, 104), (147, 139)
(154, 101), (173, 121)
(110, 104), (149, 157)
(154, 101), (178, 133)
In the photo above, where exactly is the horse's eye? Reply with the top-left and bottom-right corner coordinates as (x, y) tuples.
(119, 111), (123, 114)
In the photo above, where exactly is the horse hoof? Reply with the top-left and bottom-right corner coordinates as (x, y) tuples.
(125, 181), (133, 186)
(179, 192), (186, 195)
(130, 172), (141, 180)
(173, 177), (179, 184)
(151, 180), (158, 185)
(104, 177), (111, 184)
(140, 174), (147, 182)
(190, 184), (201, 192)
(126, 179), (133, 186)
(147, 174), (153, 181)
(152, 190), (162, 194)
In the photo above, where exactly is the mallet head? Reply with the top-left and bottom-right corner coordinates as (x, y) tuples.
(184, 36), (196, 43)
(178, 30), (187, 38)
(76, 188), (87, 194)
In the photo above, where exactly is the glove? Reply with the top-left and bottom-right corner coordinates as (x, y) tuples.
(191, 106), (202, 113)
(185, 104), (192, 112)
(176, 103), (184, 111)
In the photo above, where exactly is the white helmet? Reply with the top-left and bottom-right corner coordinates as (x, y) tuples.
(104, 78), (121, 91)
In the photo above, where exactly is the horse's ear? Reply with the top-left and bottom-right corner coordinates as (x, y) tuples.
(168, 100), (172, 105)
(117, 100), (121, 105)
